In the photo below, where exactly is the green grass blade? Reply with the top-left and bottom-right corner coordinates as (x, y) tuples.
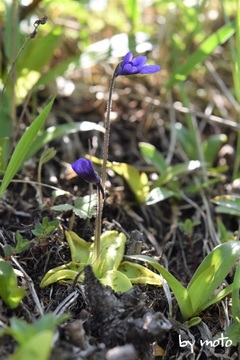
(0, 98), (55, 196)
(153, 160), (201, 187)
(188, 241), (240, 305)
(232, 262), (240, 320)
(139, 142), (168, 173)
(26, 122), (105, 160)
(201, 283), (233, 311)
(126, 254), (193, 319)
(212, 195), (240, 216)
(167, 21), (235, 89)
(187, 265), (215, 314)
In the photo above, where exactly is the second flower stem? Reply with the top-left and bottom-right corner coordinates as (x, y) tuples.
(93, 186), (103, 269)
(101, 65), (120, 188)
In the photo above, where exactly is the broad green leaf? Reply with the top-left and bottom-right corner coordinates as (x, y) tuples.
(118, 261), (163, 286)
(89, 156), (149, 203)
(51, 204), (74, 212)
(110, 161), (149, 203)
(185, 177), (223, 194)
(212, 195), (240, 216)
(99, 231), (126, 277)
(215, 206), (240, 216)
(188, 241), (240, 303)
(201, 283), (233, 311)
(14, 232), (30, 253)
(31, 223), (44, 237)
(73, 194), (97, 219)
(153, 160), (201, 187)
(126, 254), (192, 319)
(10, 331), (54, 360)
(0, 260), (26, 309)
(40, 262), (85, 287)
(33, 313), (69, 333)
(145, 187), (175, 205)
(65, 231), (92, 263)
(167, 21), (235, 89)
(40, 231), (127, 288)
(215, 205), (240, 217)
(26, 122), (105, 160)
(226, 320), (240, 346)
(139, 142), (167, 173)
(8, 318), (35, 344)
(101, 269), (132, 292)
(0, 98), (55, 196)
(187, 265), (215, 314)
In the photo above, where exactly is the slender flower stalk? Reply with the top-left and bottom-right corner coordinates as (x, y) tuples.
(72, 52), (160, 269)
(71, 158), (103, 266)
(101, 65), (120, 188)
(101, 52), (161, 190)
(93, 186), (103, 266)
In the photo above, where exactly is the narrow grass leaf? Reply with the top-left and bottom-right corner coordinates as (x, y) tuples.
(146, 187), (175, 205)
(152, 160), (201, 187)
(232, 262), (240, 320)
(201, 284), (233, 311)
(139, 142), (168, 173)
(126, 254), (192, 319)
(212, 195), (240, 216)
(202, 134), (227, 167)
(0, 98), (54, 196)
(26, 122), (105, 160)
(188, 241), (240, 303)
(167, 21), (235, 89)
(39, 148), (57, 165)
(187, 265), (215, 314)
(175, 123), (197, 159)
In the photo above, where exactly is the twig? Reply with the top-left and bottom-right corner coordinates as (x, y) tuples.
(0, 15), (47, 105)
(53, 290), (79, 317)
(11, 255), (44, 316)
(164, 102), (240, 131)
(205, 59), (240, 112)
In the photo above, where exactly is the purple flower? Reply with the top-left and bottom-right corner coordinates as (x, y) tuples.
(72, 158), (104, 196)
(116, 52), (161, 77)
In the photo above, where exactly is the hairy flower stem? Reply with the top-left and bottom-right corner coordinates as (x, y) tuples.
(101, 63), (121, 188)
(93, 186), (103, 268)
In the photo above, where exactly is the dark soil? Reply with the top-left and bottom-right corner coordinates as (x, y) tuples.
(0, 79), (239, 360)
